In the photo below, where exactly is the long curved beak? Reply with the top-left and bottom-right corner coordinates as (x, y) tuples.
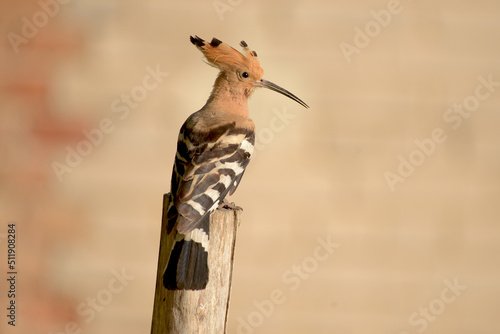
(254, 79), (309, 109)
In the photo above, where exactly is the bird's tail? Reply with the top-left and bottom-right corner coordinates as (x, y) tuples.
(163, 214), (210, 290)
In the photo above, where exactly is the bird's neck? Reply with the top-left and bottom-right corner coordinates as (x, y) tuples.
(203, 72), (250, 117)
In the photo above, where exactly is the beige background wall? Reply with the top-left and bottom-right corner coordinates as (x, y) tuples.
(1, 0), (499, 333)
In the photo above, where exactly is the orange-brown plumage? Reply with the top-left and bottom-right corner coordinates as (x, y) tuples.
(190, 36), (263, 79)
(190, 36), (267, 118)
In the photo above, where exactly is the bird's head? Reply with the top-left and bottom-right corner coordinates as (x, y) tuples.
(190, 36), (308, 108)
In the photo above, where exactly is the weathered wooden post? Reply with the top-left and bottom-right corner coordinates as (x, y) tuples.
(151, 193), (240, 333)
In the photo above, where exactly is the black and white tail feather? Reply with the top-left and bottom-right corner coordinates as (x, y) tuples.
(163, 115), (254, 290)
(163, 208), (210, 290)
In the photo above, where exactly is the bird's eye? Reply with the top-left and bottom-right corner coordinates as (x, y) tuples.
(242, 72), (249, 78)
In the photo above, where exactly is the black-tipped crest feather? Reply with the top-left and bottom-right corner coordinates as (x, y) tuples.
(210, 37), (222, 47)
(190, 35), (205, 47)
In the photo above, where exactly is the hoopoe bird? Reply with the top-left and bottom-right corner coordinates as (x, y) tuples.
(163, 36), (308, 290)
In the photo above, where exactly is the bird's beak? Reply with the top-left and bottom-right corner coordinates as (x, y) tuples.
(254, 79), (309, 108)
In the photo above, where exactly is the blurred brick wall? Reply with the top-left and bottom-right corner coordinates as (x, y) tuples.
(1, 2), (89, 333)
(1, 1), (499, 334)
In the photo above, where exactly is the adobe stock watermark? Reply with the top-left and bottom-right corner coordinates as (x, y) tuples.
(237, 235), (340, 334)
(213, 0), (245, 20)
(51, 64), (168, 183)
(339, 0), (411, 64)
(385, 74), (499, 192)
(7, 0), (72, 54)
(48, 268), (135, 334)
(253, 106), (299, 155)
(399, 277), (467, 334)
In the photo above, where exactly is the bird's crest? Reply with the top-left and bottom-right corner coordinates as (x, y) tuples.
(190, 36), (263, 79)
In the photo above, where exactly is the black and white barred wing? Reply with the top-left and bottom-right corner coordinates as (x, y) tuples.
(172, 123), (255, 234)
(164, 119), (254, 290)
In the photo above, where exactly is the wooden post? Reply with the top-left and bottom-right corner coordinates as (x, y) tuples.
(151, 193), (240, 334)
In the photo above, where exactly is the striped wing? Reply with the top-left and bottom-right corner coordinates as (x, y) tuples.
(169, 120), (254, 234)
